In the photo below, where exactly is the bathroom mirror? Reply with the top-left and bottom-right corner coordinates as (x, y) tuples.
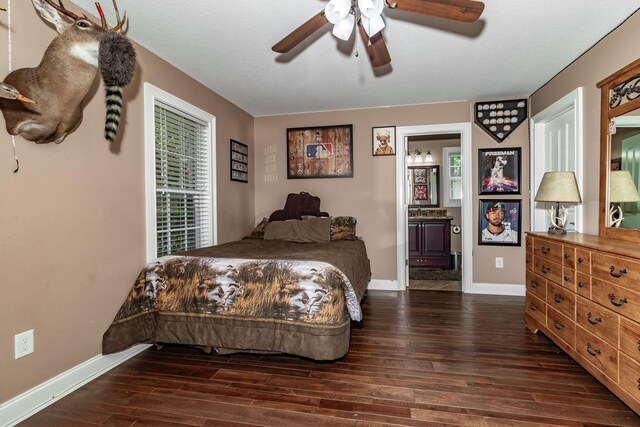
(408, 165), (440, 207)
(597, 57), (640, 242)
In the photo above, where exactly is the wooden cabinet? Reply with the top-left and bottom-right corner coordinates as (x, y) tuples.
(408, 218), (451, 269)
(526, 232), (640, 414)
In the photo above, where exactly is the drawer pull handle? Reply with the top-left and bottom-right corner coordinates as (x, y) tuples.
(554, 321), (565, 330)
(564, 253), (570, 259)
(554, 294), (565, 303)
(637, 339), (640, 352)
(578, 257), (584, 263)
(637, 378), (640, 391)
(564, 275), (570, 281)
(609, 293), (628, 307)
(530, 303), (538, 311)
(578, 282), (584, 288)
(541, 265), (551, 273)
(609, 266), (627, 278)
(586, 342), (601, 357)
(530, 281), (538, 288)
(587, 312), (602, 325)
(541, 246), (550, 254)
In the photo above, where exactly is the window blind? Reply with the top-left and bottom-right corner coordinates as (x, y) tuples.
(448, 152), (462, 200)
(154, 101), (211, 257)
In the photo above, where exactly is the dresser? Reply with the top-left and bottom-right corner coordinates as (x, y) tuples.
(526, 232), (640, 414)
(408, 218), (452, 269)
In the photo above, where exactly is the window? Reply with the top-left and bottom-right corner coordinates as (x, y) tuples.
(443, 147), (462, 207)
(144, 83), (216, 261)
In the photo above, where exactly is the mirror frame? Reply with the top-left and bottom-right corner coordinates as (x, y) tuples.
(597, 57), (640, 242)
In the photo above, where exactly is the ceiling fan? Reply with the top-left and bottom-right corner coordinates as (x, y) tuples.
(272, 0), (485, 67)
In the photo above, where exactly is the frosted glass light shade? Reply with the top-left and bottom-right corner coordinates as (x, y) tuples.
(332, 13), (355, 40)
(325, 0), (351, 24)
(361, 14), (385, 37)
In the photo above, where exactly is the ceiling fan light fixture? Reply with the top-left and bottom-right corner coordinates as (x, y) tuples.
(361, 14), (385, 37)
(332, 13), (355, 40)
(325, 0), (352, 24)
(358, 0), (384, 18)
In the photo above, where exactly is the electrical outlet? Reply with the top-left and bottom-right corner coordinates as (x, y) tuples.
(15, 329), (34, 359)
(495, 257), (504, 269)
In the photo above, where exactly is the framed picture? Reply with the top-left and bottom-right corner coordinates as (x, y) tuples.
(372, 125), (396, 156)
(230, 139), (248, 183)
(478, 147), (521, 194)
(478, 199), (521, 246)
(414, 184), (428, 200)
(286, 125), (353, 179)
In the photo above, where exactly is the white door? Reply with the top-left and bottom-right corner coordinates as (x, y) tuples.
(531, 88), (584, 232)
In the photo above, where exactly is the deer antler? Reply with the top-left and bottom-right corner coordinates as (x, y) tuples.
(95, 0), (127, 33)
(43, 0), (80, 21)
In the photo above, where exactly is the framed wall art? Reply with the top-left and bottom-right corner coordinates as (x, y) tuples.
(475, 99), (527, 143)
(230, 139), (248, 183)
(372, 125), (396, 156)
(478, 199), (521, 246)
(286, 125), (353, 179)
(478, 147), (521, 194)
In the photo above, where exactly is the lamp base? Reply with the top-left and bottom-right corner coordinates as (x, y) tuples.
(547, 227), (567, 235)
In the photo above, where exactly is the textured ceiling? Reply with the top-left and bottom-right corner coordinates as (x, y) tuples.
(68, 0), (640, 117)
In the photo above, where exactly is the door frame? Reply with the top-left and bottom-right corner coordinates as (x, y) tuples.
(396, 123), (473, 293)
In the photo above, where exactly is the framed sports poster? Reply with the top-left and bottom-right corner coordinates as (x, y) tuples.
(230, 139), (248, 183)
(286, 125), (353, 179)
(478, 199), (521, 246)
(478, 148), (521, 194)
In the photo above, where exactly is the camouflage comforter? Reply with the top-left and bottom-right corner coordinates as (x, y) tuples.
(103, 238), (371, 360)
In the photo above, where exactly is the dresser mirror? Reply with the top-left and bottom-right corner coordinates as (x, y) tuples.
(597, 57), (640, 241)
(408, 165), (440, 207)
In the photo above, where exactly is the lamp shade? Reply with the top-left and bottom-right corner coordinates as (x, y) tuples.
(610, 170), (640, 202)
(534, 171), (582, 203)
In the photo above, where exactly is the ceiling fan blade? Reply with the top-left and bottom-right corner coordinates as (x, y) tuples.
(358, 22), (391, 67)
(391, 0), (484, 23)
(272, 11), (329, 53)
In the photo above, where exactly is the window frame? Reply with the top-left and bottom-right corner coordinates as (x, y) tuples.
(144, 83), (217, 262)
(443, 146), (462, 207)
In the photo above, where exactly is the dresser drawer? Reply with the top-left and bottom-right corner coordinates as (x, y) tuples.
(525, 271), (546, 301)
(547, 307), (575, 348)
(534, 239), (563, 264)
(592, 252), (640, 292)
(576, 295), (619, 347)
(547, 282), (576, 320)
(561, 267), (575, 292)
(526, 251), (532, 272)
(576, 326), (618, 382)
(621, 317), (640, 363)
(563, 245), (576, 269)
(525, 235), (533, 254)
(575, 248), (591, 274)
(576, 272), (591, 299)
(526, 292), (546, 326)
(592, 277), (640, 323)
(619, 353), (640, 402)
(534, 257), (563, 286)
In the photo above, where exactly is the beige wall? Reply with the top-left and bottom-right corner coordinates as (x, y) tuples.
(531, 11), (640, 235)
(254, 102), (530, 284)
(0, 2), (254, 402)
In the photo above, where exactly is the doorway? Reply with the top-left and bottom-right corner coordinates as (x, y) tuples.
(395, 123), (472, 293)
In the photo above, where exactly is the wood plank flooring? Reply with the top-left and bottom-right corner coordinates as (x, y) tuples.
(19, 290), (640, 426)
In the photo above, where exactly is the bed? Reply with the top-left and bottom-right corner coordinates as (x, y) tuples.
(102, 235), (370, 360)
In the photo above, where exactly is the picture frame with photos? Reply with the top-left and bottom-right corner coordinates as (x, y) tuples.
(230, 139), (248, 183)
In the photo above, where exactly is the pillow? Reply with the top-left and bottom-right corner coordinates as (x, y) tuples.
(330, 216), (357, 240)
(264, 217), (331, 243)
(248, 218), (269, 239)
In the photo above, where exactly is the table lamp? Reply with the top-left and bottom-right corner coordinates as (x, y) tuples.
(534, 171), (582, 234)
(609, 170), (640, 228)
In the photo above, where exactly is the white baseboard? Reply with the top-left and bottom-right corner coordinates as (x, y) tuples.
(368, 279), (403, 291)
(468, 283), (526, 296)
(0, 344), (151, 427)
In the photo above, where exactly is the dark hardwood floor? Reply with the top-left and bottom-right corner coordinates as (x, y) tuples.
(20, 290), (640, 426)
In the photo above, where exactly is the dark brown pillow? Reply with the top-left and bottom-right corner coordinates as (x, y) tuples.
(264, 218), (331, 243)
(330, 216), (357, 240)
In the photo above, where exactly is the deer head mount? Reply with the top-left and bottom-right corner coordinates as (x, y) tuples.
(0, 0), (135, 144)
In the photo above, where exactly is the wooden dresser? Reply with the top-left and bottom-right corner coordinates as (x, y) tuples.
(526, 232), (640, 414)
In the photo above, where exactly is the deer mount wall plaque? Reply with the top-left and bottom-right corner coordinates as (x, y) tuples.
(474, 99), (527, 143)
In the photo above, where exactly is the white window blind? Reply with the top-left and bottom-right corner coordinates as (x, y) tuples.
(444, 147), (462, 207)
(154, 101), (212, 257)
